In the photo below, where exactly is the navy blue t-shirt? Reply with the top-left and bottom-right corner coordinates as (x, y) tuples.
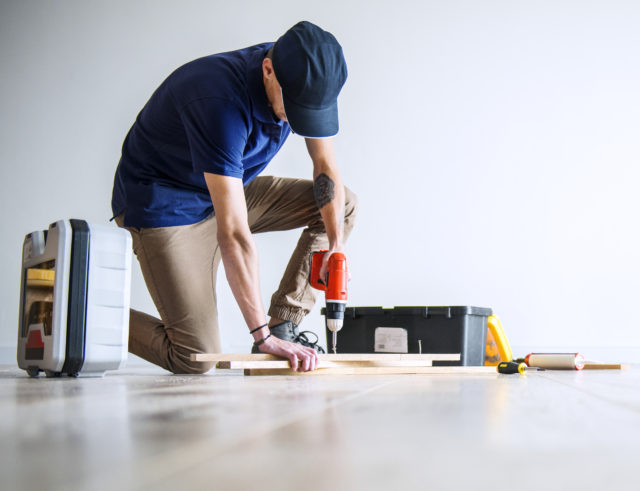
(111, 43), (291, 228)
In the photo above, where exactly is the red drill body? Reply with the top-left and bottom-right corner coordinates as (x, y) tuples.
(309, 251), (348, 353)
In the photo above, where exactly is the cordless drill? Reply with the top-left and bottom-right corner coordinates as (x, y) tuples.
(309, 251), (348, 354)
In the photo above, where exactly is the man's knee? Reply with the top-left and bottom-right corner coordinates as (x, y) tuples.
(171, 359), (214, 375)
(168, 348), (215, 374)
(166, 333), (218, 374)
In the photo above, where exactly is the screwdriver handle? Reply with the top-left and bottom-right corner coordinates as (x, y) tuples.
(497, 361), (526, 374)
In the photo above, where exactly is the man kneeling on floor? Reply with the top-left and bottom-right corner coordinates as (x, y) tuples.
(111, 21), (357, 374)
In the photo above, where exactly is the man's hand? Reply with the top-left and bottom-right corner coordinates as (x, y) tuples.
(318, 246), (351, 285)
(257, 336), (319, 372)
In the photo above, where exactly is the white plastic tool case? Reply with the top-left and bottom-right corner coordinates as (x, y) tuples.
(17, 219), (132, 377)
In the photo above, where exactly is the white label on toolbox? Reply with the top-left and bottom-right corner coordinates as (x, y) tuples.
(374, 327), (408, 353)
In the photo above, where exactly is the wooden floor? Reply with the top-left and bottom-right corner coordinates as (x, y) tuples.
(1, 363), (639, 491)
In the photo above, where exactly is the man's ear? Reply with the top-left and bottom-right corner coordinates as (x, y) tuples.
(262, 57), (275, 78)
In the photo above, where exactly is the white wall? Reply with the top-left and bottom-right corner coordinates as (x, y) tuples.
(2, 0), (639, 363)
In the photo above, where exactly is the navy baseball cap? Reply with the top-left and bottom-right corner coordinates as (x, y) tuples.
(272, 21), (348, 138)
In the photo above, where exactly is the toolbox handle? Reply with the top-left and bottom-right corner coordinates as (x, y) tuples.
(423, 307), (452, 318)
(392, 306), (431, 318)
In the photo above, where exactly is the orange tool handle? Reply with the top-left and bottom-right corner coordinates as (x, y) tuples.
(309, 251), (348, 301)
(309, 251), (327, 291)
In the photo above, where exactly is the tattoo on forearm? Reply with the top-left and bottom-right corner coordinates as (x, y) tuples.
(314, 173), (335, 209)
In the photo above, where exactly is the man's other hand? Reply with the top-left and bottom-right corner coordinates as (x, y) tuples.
(257, 336), (319, 372)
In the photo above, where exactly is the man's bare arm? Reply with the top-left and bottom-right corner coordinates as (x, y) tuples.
(305, 138), (346, 274)
(204, 173), (265, 330)
(204, 173), (318, 371)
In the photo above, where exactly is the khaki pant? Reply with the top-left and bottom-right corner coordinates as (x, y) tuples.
(116, 175), (358, 374)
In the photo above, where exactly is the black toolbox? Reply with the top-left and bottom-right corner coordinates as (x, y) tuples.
(323, 306), (492, 366)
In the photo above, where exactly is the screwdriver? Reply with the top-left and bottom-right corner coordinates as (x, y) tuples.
(497, 361), (525, 374)
(496, 361), (544, 374)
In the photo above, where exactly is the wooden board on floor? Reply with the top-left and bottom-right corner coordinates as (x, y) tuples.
(187, 352), (496, 376)
(192, 353), (461, 363)
(216, 359), (460, 369)
(583, 363), (628, 370)
(244, 366), (497, 376)
(194, 353), (461, 371)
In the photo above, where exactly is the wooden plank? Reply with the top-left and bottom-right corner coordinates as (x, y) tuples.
(217, 359), (439, 369)
(582, 363), (628, 370)
(243, 366), (497, 376)
(192, 353), (460, 363)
